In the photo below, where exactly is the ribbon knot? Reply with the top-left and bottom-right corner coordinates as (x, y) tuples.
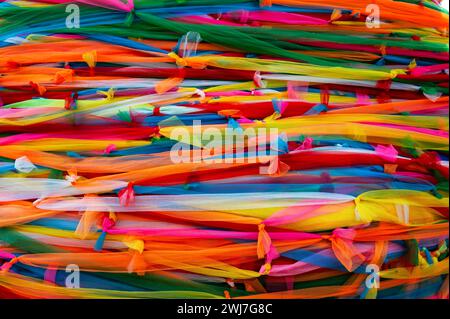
(257, 223), (271, 259)
(124, 238), (146, 275)
(253, 71), (265, 88)
(94, 214), (116, 251)
(75, 198), (101, 239)
(157, 52), (190, 93)
(389, 69), (407, 79)
(82, 50), (97, 68)
(262, 157), (290, 177)
(55, 69), (74, 84)
(127, 250), (147, 275)
(168, 50), (206, 69)
(118, 182), (135, 206)
(123, 238), (145, 254)
(82, 50), (97, 76)
(295, 137), (313, 151)
(226, 278), (235, 288)
(168, 52), (188, 67)
(416, 151), (439, 168)
(194, 89), (206, 101)
(98, 87), (115, 101)
(102, 215), (116, 231)
(29, 81), (46, 96)
(259, 262), (272, 275)
(65, 168), (80, 185)
(104, 144), (116, 155)
(65, 92), (78, 110)
(329, 9), (342, 22)
(323, 228), (365, 272)
(375, 144), (398, 163)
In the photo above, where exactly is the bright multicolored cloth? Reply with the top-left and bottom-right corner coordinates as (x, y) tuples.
(0, 0), (448, 299)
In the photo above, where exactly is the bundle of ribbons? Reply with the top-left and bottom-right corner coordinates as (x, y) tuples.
(0, 0), (449, 299)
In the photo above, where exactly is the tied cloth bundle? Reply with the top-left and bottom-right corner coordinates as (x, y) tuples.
(0, 0), (448, 299)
